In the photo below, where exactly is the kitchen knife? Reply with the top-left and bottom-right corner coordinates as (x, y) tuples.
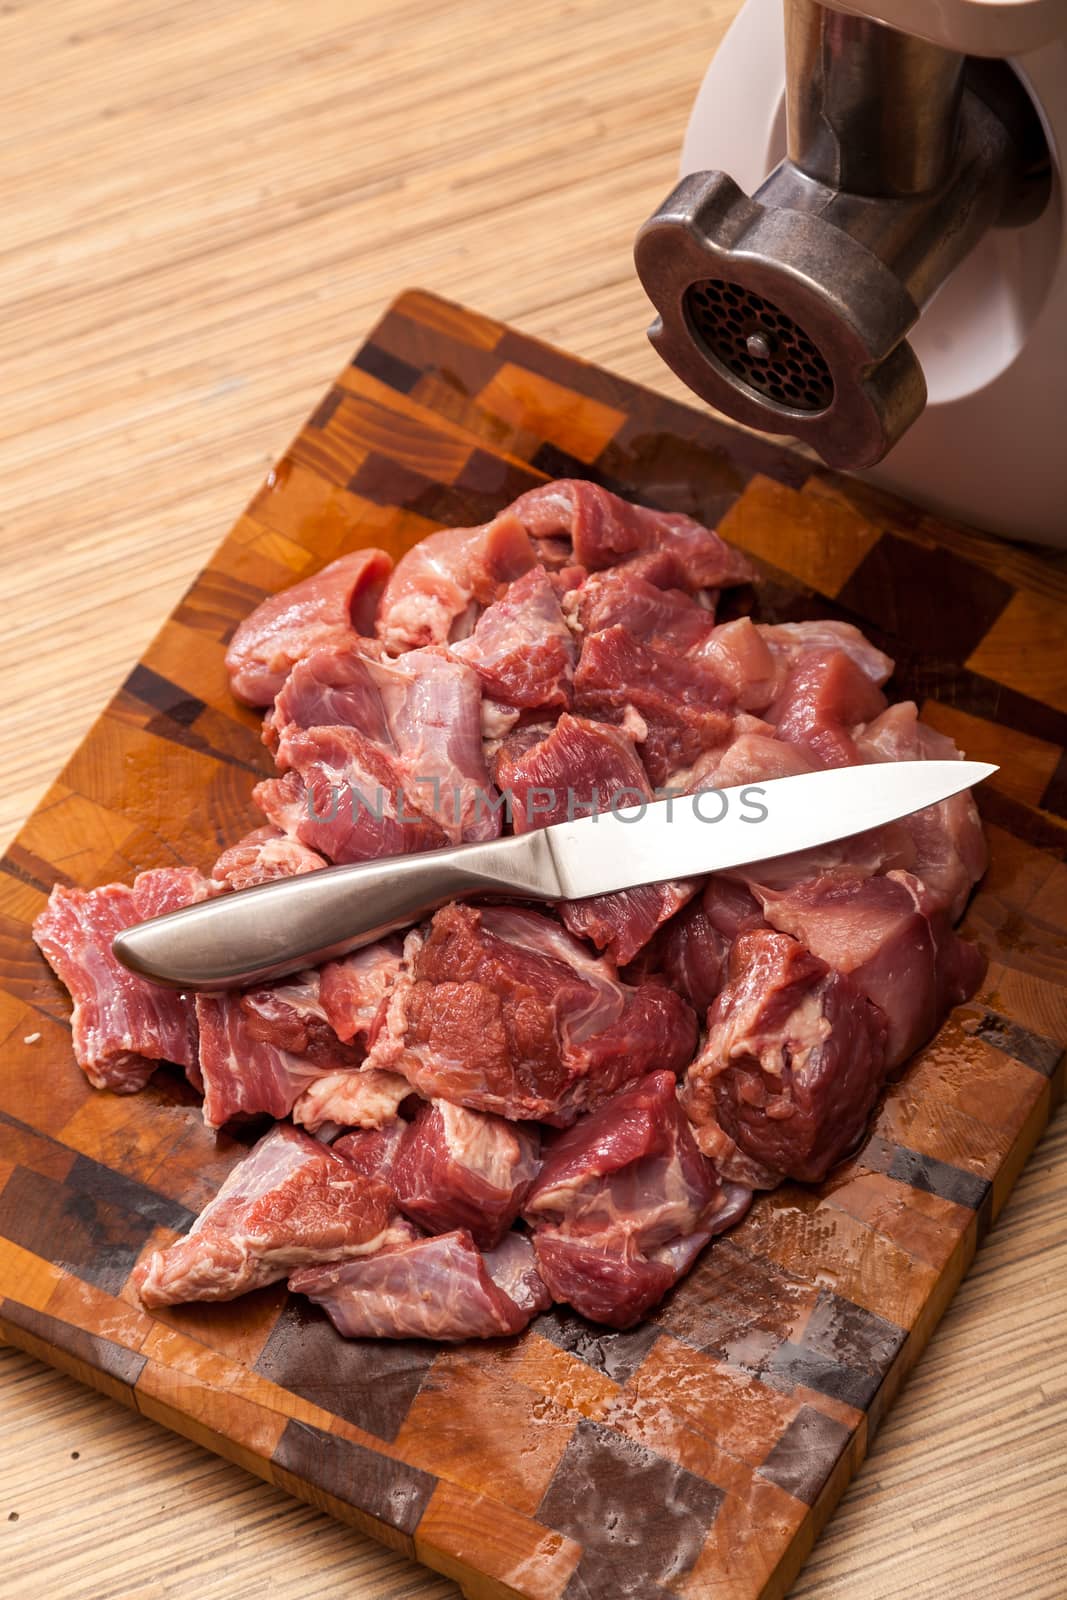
(113, 759), (995, 990)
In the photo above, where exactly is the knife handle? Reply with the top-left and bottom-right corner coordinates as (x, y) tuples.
(112, 831), (560, 992)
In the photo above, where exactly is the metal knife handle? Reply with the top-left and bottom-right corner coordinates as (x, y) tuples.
(112, 831), (561, 992)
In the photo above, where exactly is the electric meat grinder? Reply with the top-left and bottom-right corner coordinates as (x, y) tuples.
(636, 0), (1066, 544)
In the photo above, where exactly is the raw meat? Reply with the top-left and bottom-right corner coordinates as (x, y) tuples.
(694, 618), (779, 711)
(759, 620), (894, 690)
(134, 1123), (404, 1307)
(32, 867), (220, 1094)
(681, 930), (890, 1185)
(768, 647), (887, 768)
(650, 878), (766, 1014)
(319, 937), (404, 1043)
(366, 905), (697, 1124)
(213, 826), (326, 890)
(291, 1068), (414, 1134)
(753, 870), (986, 1070)
(391, 1099), (541, 1248)
(855, 702), (987, 918)
(196, 971), (360, 1128)
(289, 1227), (552, 1340)
(509, 480), (755, 589)
(523, 1071), (750, 1328)
(332, 1119), (409, 1184)
(563, 563), (717, 655)
(226, 549), (392, 705)
(450, 566), (576, 713)
(492, 711), (697, 962)
(268, 643), (499, 844)
(376, 513), (536, 652)
(254, 727), (450, 863)
(34, 476), (992, 1344)
(574, 625), (735, 786)
(494, 712), (650, 833)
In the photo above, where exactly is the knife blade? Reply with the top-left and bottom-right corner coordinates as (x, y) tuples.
(112, 759), (995, 991)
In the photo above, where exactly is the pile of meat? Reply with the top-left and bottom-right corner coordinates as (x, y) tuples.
(33, 480), (988, 1337)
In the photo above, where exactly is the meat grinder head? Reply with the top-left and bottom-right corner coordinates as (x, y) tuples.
(636, 0), (1056, 474)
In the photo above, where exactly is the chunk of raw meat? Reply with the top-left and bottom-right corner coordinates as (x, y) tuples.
(855, 702), (987, 918)
(196, 971), (360, 1128)
(254, 727), (450, 863)
(695, 618), (779, 711)
(494, 712), (651, 832)
(213, 826), (326, 890)
(332, 1118), (409, 1184)
(492, 711), (697, 963)
(574, 625), (735, 786)
(759, 620), (894, 691)
(376, 513), (536, 652)
(391, 1100), (541, 1248)
(289, 1227), (552, 1340)
(684, 724), (815, 792)
(133, 1124), (403, 1307)
(564, 565), (717, 655)
(524, 1071), (750, 1328)
(226, 549), (392, 705)
(268, 644), (500, 845)
(681, 930), (890, 1185)
(509, 480), (755, 589)
(450, 566), (576, 713)
(753, 871), (986, 1069)
(32, 867), (221, 1094)
(319, 937), (404, 1044)
(291, 1068), (414, 1134)
(768, 647), (887, 768)
(650, 878), (766, 1014)
(367, 905), (697, 1124)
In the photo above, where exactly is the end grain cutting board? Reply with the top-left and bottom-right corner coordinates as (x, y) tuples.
(0, 291), (1065, 1600)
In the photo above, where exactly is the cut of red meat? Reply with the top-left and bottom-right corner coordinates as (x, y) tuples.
(291, 1067), (414, 1134)
(574, 625), (735, 786)
(319, 937), (404, 1044)
(213, 826), (326, 890)
(508, 480), (755, 589)
(225, 549), (392, 706)
(561, 879), (701, 969)
(494, 712), (650, 833)
(450, 566), (576, 713)
(492, 710), (697, 962)
(332, 1118), (409, 1185)
(855, 702), (987, 918)
(695, 618), (779, 712)
(681, 929), (889, 1185)
(759, 620), (894, 691)
(254, 726), (450, 864)
(768, 647), (887, 768)
(650, 878), (766, 1014)
(391, 1099), (541, 1248)
(268, 644), (500, 845)
(753, 870), (986, 1070)
(133, 1123), (403, 1307)
(32, 867), (221, 1094)
(196, 971), (360, 1128)
(523, 1070), (748, 1328)
(376, 513), (536, 652)
(685, 723), (815, 792)
(366, 904), (697, 1125)
(564, 565), (717, 656)
(289, 1227), (552, 1340)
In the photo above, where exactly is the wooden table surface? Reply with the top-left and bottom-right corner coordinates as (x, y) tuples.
(2, 2), (1064, 1596)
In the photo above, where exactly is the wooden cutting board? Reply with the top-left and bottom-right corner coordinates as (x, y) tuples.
(0, 290), (1064, 1600)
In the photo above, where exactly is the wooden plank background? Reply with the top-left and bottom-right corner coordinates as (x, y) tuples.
(1, 2), (1064, 1597)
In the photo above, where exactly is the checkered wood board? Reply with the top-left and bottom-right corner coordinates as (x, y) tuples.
(1, 290), (1064, 1600)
